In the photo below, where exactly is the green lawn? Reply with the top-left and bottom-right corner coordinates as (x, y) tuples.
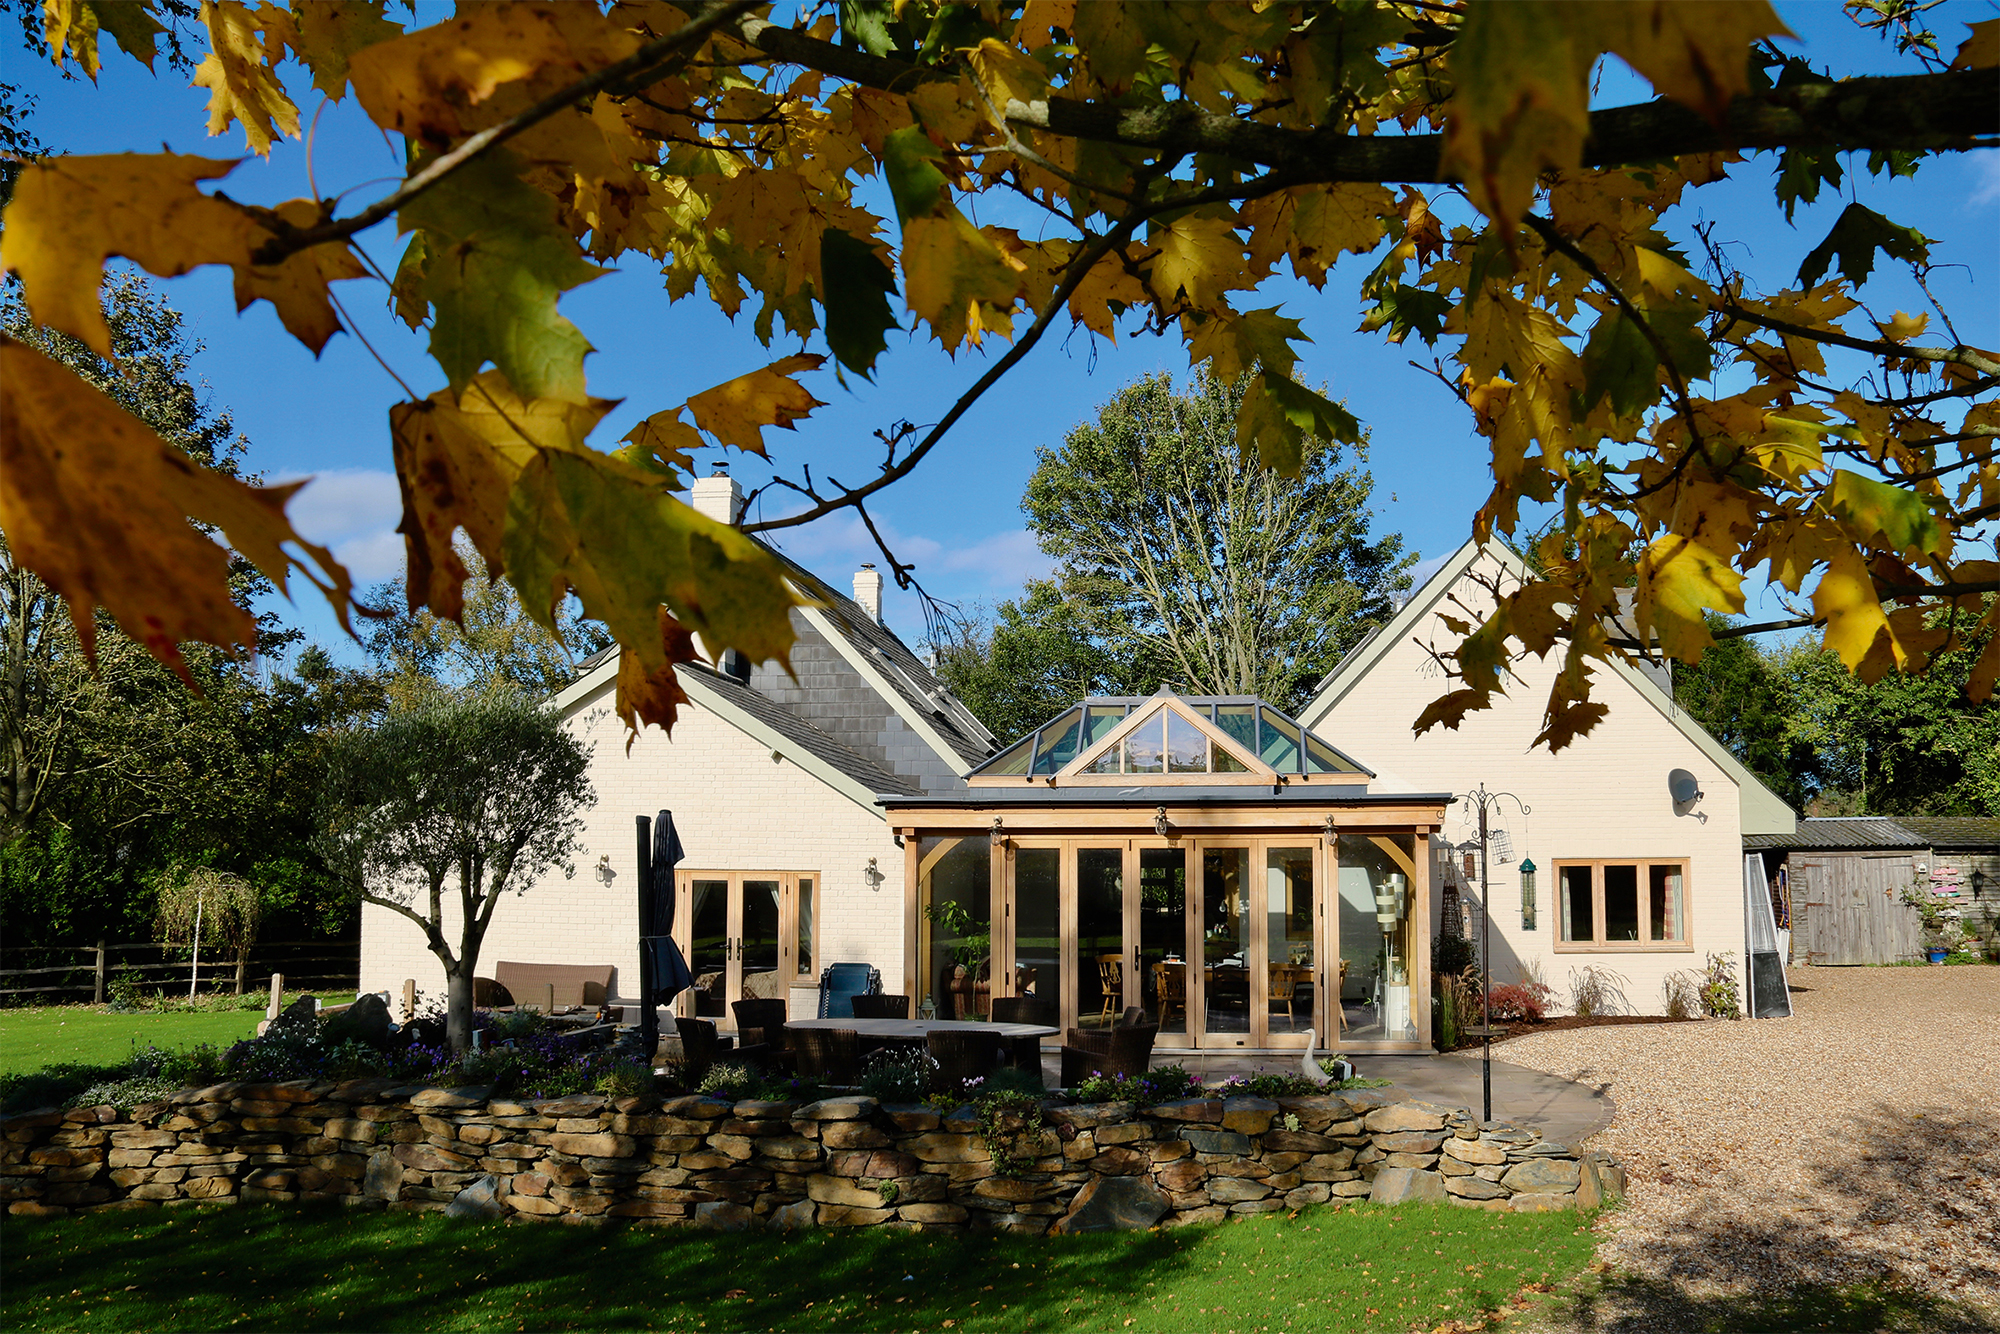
(0, 1003), (267, 1076)
(0, 1201), (1598, 1333)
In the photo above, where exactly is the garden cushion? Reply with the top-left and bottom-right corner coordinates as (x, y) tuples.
(492, 961), (613, 1011)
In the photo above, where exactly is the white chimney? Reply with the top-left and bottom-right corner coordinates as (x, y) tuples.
(852, 563), (883, 624)
(690, 470), (743, 525)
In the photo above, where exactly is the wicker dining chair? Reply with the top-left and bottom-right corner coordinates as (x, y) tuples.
(731, 998), (798, 1072)
(925, 1029), (1003, 1095)
(850, 993), (910, 1019)
(793, 1027), (860, 1084)
(674, 1016), (736, 1082)
(987, 996), (1055, 1074)
(1058, 1022), (1158, 1087)
(1152, 961), (1187, 1027)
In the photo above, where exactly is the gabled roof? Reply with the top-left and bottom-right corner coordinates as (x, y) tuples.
(967, 689), (1372, 789)
(1300, 538), (1798, 838)
(551, 658), (919, 815)
(767, 549), (995, 770)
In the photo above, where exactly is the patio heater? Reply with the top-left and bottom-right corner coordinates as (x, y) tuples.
(1456, 784), (1529, 1124)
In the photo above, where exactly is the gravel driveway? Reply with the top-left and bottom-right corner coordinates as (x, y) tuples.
(1470, 965), (1999, 1328)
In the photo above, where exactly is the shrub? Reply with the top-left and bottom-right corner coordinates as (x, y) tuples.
(980, 1065), (1046, 1097)
(106, 967), (146, 1012)
(975, 1089), (1047, 1177)
(1661, 970), (1701, 1020)
(1068, 1064), (1202, 1105)
(1486, 983), (1549, 1024)
(858, 1045), (934, 1103)
(1431, 932), (1477, 990)
(1698, 952), (1740, 1018)
(1567, 966), (1630, 1018)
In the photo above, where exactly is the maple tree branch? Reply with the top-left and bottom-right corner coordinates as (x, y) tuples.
(1707, 615), (1824, 639)
(247, 0), (761, 265)
(1520, 214), (1707, 497)
(733, 16), (1998, 179)
(1717, 302), (2000, 376)
(1879, 579), (2000, 598)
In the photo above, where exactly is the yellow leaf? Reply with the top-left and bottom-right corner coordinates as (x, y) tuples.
(617, 409), (704, 478)
(1065, 243), (1150, 340)
(1440, 2), (1593, 225)
(0, 335), (353, 679)
(1, 153), (255, 356)
(901, 212), (1028, 353)
(968, 37), (1049, 128)
(1146, 215), (1248, 311)
(1289, 184), (1395, 287)
(232, 198), (370, 354)
(1949, 17), (1997, 70)
(1184, 306), (1308, 383)
(292, 0), (402, 100)
(1873, 310), (1928, 343)
(1601, 3), (1790, 124)
(1016, 0), (1075, 51)
(43, 0), (103, 77)
(1813, 543), (1896, 673)
(191, 0), (302, 156)
(684, 354), (829, 457)
(1636, 534), (1742, 660)
(389, 374), (800, 735)
(348, 2), (638, 150)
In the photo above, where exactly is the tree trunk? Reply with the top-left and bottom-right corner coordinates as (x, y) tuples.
(445, 967), (475, 1056)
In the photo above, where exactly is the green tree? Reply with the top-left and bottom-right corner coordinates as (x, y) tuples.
(364, 549), (611, 711)
(315, 693), (595, 1054)
(1016, 371), (1415, 716)
(933, 583), (1139, 745)
(1672, 617), (1822, 813)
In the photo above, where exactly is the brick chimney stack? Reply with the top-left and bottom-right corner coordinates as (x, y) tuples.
(852, 563), (883, 624)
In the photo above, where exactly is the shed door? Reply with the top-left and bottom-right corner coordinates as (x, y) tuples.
(1793, 854), (1919, 965)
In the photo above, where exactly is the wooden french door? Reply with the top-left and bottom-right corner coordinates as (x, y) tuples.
(1191, 840), (1323, 1050)
(676, 871), (815, 1030)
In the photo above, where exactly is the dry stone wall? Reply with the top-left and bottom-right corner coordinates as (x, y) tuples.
(2, 1081), (1623, 1232)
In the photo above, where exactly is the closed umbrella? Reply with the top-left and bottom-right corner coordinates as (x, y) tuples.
(637, 811), (694, 1059)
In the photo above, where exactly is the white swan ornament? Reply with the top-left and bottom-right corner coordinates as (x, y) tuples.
(1301, 1030), (1352, 1085)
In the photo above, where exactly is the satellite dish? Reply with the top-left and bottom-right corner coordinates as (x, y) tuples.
(1669, 769), (1703, 807)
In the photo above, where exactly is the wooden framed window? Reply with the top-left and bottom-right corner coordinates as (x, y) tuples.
(1555, 860), (1690, 951)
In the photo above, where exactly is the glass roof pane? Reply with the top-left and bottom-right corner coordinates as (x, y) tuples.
(1304, 733), (1357, 774)
(984, 733), (1033, 775)
(1083, 705), (1128, 747)
(1213, 743), (1248, 773)
(1124, 716), (1165, 774)
(1259, 708), (1300, 773)
(1164, 710), (1206, 773)
(1031, 710), (1083, 775)
(1214, 704), (1256, 756)
(1088, 747), (1121, 774)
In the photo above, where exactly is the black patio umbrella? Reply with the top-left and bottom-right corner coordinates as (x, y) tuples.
(638, 810), (694, 1056)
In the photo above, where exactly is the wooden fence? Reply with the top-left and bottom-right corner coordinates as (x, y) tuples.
(0, 939), (360, 1004)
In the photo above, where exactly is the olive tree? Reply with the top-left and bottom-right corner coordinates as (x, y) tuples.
(317, 694), (593, 1054)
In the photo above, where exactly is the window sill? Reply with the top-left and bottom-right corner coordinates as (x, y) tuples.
(1553, 941), (1693, 953)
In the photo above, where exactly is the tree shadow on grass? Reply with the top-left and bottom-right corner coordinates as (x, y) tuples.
(1541, 1101), (1999, 1333)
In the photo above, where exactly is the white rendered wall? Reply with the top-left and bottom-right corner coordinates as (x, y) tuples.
(358, 679), (905, 1019)
(1315, 562), (1746, 1016)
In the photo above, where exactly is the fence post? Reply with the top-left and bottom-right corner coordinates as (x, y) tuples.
(234, 950), (247, 996)
(267, 972), (283, 1021)
(401, 978), (417, 1023)
(93, 942), (107, 1005)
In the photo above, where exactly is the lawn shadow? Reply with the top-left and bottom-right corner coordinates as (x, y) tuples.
(1543, 1099), (2000, 1333)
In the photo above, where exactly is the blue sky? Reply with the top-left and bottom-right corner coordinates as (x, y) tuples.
(9, 2), (1997, 663)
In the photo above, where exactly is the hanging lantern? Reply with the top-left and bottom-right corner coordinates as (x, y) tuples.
(1520, 858), (1538, 930)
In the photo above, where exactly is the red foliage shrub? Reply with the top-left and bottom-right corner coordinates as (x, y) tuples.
(1486, 982), (1553, 1024)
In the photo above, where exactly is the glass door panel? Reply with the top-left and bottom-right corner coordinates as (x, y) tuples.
(687, 878), (728, 1020)
(1012, 847), (1062, 1024)
(1336, 834), (1418, 1041)
(1201, 847), (1253, 1039)
(1265, 848), (1315, 1042)
(917, 837), (993, 1021)
(1076, 847), (1125, 1029)
(1137, 846), (1192, 1042)
(740, 879), (781, 1006)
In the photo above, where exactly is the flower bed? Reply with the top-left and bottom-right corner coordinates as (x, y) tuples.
(2, 1081), (1622, 1232)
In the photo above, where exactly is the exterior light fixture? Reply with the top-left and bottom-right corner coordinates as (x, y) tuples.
(594, 854), (614, 886)
(1519, 857), (1537, 930)
(863, 856), (883, 888)
(1153, 806), (1170, 838)
(989, 816), (1005, 848)
(1322, 814), (1336, 840)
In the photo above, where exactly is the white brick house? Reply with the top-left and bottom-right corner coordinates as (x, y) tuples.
(1298, 540), (1797, 1016)
(356, 473), (997, 1025)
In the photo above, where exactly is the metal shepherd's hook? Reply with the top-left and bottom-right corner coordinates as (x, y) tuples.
(1455, 784), (1529, 1124)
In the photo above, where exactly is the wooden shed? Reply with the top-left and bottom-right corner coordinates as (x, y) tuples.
(1747, 817), (2000, 965)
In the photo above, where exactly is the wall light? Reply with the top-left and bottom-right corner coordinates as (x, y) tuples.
(1153, 806), (1170, 838)
(594, 854), (614, 886)
(989, 817), (1005, 848)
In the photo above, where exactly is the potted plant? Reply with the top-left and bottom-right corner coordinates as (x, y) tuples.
(1901, 880), (1966, 963)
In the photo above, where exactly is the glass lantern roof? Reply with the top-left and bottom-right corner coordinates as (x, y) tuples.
(968, 692), (1371, 782)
